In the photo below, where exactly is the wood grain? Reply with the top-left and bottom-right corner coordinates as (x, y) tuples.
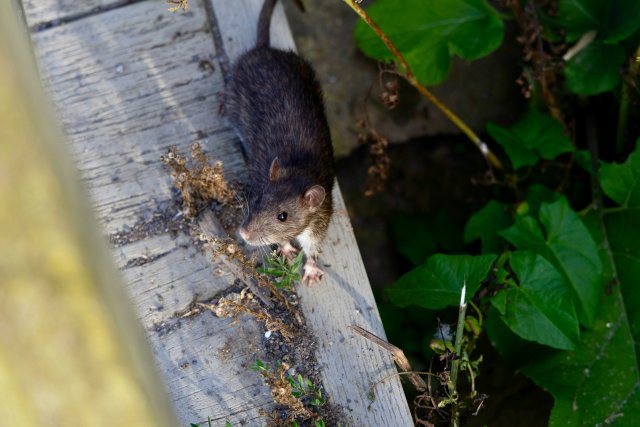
(30, 2), (273, 425)
(23, 0), (123, 29)
(27, 0), (413, 424)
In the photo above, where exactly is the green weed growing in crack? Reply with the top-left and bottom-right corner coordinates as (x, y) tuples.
(257, 251), (304, 289)
(251, 359), (327, 425)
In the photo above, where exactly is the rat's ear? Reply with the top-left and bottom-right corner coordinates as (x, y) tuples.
(269, 157), (280, 181)
(304, 185), (326, 209)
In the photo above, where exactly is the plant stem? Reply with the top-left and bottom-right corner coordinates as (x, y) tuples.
(449, 281), (468, 427)
(342, 0), (503, 171)
(616, 44), (640, 155)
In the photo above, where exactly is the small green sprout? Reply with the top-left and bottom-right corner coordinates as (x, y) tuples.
(287, 373), (326, 407)
(250, 358), (269, 372)
(257, 251), (304, 288)
(189, 416), (214, 427)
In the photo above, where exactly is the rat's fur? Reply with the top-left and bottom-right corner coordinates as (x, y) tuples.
(227, 0), (335, 283)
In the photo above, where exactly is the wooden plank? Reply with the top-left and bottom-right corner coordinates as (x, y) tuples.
(22, 0), (119, 29)
(31, 1), (244, 231)
(27, 0), (414, 424)
(211, 1), (413, 425)
(0, 4), (177, 425)
(29, 2), (275, 425)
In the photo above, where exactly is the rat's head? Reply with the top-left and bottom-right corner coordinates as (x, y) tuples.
(239, 158), (326, 246)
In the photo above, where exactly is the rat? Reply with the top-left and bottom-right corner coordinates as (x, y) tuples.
(226, 0), (335, 284)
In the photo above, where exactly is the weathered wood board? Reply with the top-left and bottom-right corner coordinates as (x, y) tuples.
(24, 0), (413, 425)
(22, 0), (114, 28)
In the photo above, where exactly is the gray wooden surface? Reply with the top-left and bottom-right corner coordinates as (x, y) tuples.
(24, 0), (413, 425)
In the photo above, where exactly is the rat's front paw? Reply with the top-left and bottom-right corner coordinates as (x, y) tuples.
(302, 261), (323, 285)
(278, 242), (298, 263)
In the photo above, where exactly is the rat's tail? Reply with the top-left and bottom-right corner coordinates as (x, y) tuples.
(256, 0), (278, 48)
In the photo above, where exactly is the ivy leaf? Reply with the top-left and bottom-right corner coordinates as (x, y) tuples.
(386, 254), (496, 309)
(522, 289), (640, 426)
(599, 138), (640, 207)
(492, 252), (580, 350)
(487, 110), (574, 169)
(565, 41), (626, 95)
(354, 0), (504, 85)
(556, 0), (640, 43)
(500, 198), (603, 327)
(463, 200), (512, 254)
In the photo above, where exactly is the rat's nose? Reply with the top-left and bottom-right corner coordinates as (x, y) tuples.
(238, 226), (250, 242)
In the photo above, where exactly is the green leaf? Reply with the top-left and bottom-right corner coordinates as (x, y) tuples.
(463, 200), (512, 254)
(487, 110), (574, 169)
(565, 41), (626, 95)
(522, 289), (640, 427)
(504, 151), (640, 423)
(556, 0), (640, 43)
(492, 252), (580, 350)
(523, 185), (562, 217)
(354, 0), (504, 85)
(500, 215), (546, 247)
(485, 304), (556, 368)
(599, 139), (640, 207)
(598, 142), (640, 353)
(386, 254), (497, 309)
(487, 122), (538, 169)
(604, 210), (640, 361)
(500, 198), (603, 326)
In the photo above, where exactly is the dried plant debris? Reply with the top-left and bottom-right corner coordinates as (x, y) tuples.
(251, 359), (344, 427)
(173, 286), (345, 425)
(351, 325), (427, 392)
(162, 145), (346, 425)
(162, 143), (236, 218)
(191, 289), (298, 341)
(197, 222), (284, 306)
(376, 62), (401, 111)
(166, 0), (189, 12)
(253, 360), (315, 422)
(352, 64), (399, 197)
(380, 76), (400, 110)
(352, 324), (486, 426)
(356, 119), (391, 197)
(508, 0), (566, 127)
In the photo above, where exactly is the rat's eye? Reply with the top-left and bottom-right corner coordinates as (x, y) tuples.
(277, 212), (288, 222)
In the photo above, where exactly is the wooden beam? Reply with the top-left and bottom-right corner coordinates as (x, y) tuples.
(0, 2), (177, 425)
(25, 0), (413, 424)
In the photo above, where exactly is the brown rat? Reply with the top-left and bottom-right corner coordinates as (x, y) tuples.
(227, 0), (335, 284)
